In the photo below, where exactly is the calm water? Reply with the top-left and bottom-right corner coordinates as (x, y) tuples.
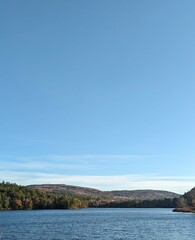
(0, 208), (195, 240)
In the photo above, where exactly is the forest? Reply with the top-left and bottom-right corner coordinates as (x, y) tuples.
(96, 198), (177, 208)
(0, 182), (88, 210)
(0, 182), (178, 210)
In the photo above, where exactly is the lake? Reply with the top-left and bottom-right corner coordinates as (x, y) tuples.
(0, 208), (195, 240)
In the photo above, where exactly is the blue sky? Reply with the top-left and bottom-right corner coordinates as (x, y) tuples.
(0, 0), (195, 193)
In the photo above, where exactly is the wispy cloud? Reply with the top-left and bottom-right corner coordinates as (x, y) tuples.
(0, 170), (194, 194)
(0, 154), (144, 172)
(1, 154), (194, 194)
(2, 154), (144, 162)
(0, 160), (88, 171)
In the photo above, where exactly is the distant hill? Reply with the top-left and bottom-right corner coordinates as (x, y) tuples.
(108, 189), (180, 201)
(174, 187), (195, 213)
(28, 184), (110, 199)
(0, 182), (181, 210)
(28, 184), (180, 201)
(0, 182), (88, 210)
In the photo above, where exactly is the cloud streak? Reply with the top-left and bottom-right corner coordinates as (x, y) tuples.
(1, 154), (194, 194)
(0, 154), (144, 172)
(0, 170), (194, 194)
(1, 154), (144, 162)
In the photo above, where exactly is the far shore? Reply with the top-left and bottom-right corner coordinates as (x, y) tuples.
(173, 207), (195, 213)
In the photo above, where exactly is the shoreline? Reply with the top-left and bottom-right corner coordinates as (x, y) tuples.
(173, 207), (195, 213)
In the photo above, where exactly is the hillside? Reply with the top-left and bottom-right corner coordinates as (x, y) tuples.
(109, 189), (180, 200)
(0, 182), (88, 210)
(173, 187), (195, 213)
(0, 182), (180, 210)
(28, 184), (180, 201)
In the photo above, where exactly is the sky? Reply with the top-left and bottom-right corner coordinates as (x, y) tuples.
(0, 0), (195, 194)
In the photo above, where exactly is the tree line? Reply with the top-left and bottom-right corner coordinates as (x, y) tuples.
(95, 198), (177, 208)
(0, 182), (88, 210)
(0, 182), (178, 210)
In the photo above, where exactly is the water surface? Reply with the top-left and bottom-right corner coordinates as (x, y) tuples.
(0, 208), (194, 240)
